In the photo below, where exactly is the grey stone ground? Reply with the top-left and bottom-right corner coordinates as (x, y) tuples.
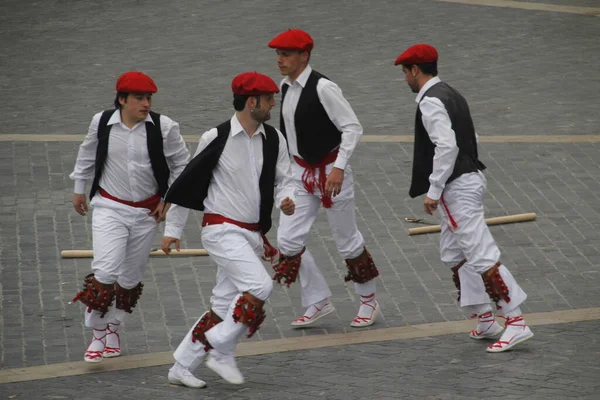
(1, 0), (599, 398)
(1, 321), (599, 400)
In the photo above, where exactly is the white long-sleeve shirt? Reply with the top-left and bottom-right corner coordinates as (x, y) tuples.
(281, 65), (362, 171)
(69, 109), (190, 223)
(415, 77), (460, 201)
(164, 114), (296, 239)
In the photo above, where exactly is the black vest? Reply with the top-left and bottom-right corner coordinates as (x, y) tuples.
(409, 82), (486, 198)
(164, 120), (280, 234)
(281, 70), (342, 164)
(89, 109), (170, 199)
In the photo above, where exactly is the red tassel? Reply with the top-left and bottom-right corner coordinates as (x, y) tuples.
(262, 234), (279, 264)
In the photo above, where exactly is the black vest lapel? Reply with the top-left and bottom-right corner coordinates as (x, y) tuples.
(164, 121), (229, 211)
(90, 109), (169, 199)
(259, 124), (279, 234)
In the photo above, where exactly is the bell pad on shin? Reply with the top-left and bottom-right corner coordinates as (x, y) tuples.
(232, 293), (266, 338)
(344, 248), (379, 284)
(191, 311), (223, 351)
(451, 259), (467, 302)
(71, 274), (115, 317)
(115, 282), (144, 313)
(483, 262), (510, 306)
(272, 248), (305, 287)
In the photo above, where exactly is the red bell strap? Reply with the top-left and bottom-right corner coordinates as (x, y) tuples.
(293, 148), (339, 208)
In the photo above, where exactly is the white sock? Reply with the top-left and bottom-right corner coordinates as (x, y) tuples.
(106, 321), (121, 348)
(304, 299), (329, 317)
(357, 293), (377, 318)
(87, 324), (108, 352)
(465, 303), (493, 319)
(505, 307), (522, 318)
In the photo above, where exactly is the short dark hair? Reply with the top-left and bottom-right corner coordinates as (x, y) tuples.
(403, 62), (438, 77)
(233, 94), (261, 111)
(114, 92), (129, 109)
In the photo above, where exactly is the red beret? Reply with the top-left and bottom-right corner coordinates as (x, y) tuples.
(394, 44), (439, 66)
(231, 72), (280, 96)
(116, 71), (158, 93)
(268, 29), (314, 52)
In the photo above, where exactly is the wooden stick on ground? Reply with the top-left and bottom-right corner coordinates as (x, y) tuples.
(407, 212), (537, 236)
(60, 248), (209, 258)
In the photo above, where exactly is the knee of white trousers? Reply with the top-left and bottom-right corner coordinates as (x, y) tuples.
(116, 276), (142, 290)
(341, 242), (366, 260)
(457, 265), (490, 307)
(173, 315), (207, 371)
(354, 280), (376, 297)
(443, 260), (465, 269)
(277, 234), (306, 257)
(494, 264), (528, 315)
(246, 278), (273, 302)
(93, 269), (118, 285)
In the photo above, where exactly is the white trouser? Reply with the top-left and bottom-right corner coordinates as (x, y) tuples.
(438, 171), (527, 314)
(277, 162), (376, 308)
(84, 195), (158, 328)
(174, 223), (273, 365)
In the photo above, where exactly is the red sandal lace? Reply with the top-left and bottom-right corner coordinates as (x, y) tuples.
(352, 294), (376, 325)
(103, 322), (121, 356)
(85, 328), (106, 361)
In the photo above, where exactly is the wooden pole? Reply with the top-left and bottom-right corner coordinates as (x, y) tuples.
(60, 248), (209, 258)
(407, 212), (537, 236)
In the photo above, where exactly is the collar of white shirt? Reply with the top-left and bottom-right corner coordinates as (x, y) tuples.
(282, 64), (313, 88)
(107, 109), (154, 126)
(415, 76), (442, 103)
(230, 114), (267, 138)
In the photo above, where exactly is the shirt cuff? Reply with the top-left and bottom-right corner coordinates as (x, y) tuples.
(426, 185), (444, 201)
(333, 155), (349, 170)
(164, 223), (184, 240)
(74, 180), (87, 194)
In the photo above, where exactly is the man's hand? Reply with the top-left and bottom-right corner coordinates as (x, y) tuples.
(325, 167), (344, 197)
(424, 196), (439, 215)
(280, 197), (295, 216)
(149, 202), (170, 223)
(73, 194), (88, 216)
(162, 236), (180, 254)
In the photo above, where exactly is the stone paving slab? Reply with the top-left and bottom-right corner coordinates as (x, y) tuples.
(0, 320), (598, 400)
(0, 0), (599, 136)
(1, 140), (599, 369)
(1, 3), (599, 400)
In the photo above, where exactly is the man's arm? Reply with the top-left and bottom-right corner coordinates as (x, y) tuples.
(163, 129), (217, 240)
(69, 113), (101, 215)
(317, 80), (363, 171)
(419, 96), (459, 201)
(70, 113), (101, 194)
(274, 129), (296, 210)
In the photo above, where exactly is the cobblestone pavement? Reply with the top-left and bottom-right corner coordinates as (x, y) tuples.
(1, 0), (599, 399)
(1, 321), (599, 399)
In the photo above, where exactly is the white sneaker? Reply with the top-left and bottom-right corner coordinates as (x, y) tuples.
(350, 299), (378, 328)
(168, 362), (207, 388)
(469, 311), (504, 340)
(487, 316), (534, 353)
(291, 302), (335, 327)
(205, 351), (245, 385)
